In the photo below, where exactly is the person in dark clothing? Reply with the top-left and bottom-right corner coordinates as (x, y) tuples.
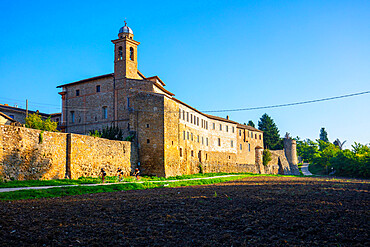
(116, 168), (124, 182)
(100, 168), (107, 183)
(134, 168), (140, 181)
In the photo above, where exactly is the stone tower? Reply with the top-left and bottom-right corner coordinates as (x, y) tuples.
(283, 138), (298, 166)
(111, 21), (141, 79)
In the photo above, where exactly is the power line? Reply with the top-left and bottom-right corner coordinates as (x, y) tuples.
(202, 90), (370, 113)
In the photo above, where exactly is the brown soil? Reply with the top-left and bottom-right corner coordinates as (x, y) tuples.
(0, 176), (369, 246)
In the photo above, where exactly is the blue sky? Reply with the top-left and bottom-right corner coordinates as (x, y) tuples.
(0, 0), (369, 147)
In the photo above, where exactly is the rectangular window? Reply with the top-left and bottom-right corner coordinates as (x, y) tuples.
(218, 138), (221, 146)
(180, 148), (183, 157)
(231, 140), (234, 147)
(205, 153), (207, 160)
(239, 130), (242, 136)
(197, 135), (199, 143)
(202, 137), (204, 145)
(70, 111), (75, 123)
(147, 139), (150, 143)
(187, 131), (189, 140)
(248, 143), (251, 152)
(183, 131), (186, 140)
(190, 114), (193, 124)
(206, 121), (208, 130)
(191, 150), (194, 157)
(219, 124), (222, 131)
(226, 125), (228, 132)
(191, 133), (193, 141)
(182, 110), (185, 120)
(255, 134), (257, 139)
(76, 90), (80, 96)
(248, 131), (250, 138)
(259, 134), (261, 140)
(240, 144), (242, 150)
(212, 123), (215, 129)
(201, 119), (203, 128)
(179, 109), (181, 119)
(102, 107), (107, 119)
(197, 117), (199, 126)
(146, 124), (150, 128)
(206, 138), (209, 146)
(127, 97), (130, 107)
(232, 127), (235, 133)
(96, 85), (101, 92)
(187, 112), (189, 122)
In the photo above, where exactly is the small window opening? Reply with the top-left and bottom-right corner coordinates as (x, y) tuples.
(240, 144), (242, 150)
(218, 138), (221, 146)
(76, 90), (80, 96)
(70, 111), (75, 123)
(102, 107), (107, 119)
(130, 47), (134, 61)
(172, 141), (174, 145)
(96, 85), (101, 92)
(147, 139), (150, 143)
(146, 124), (150, 128)
(191, 150), (194, 157)
(180, 148), (183, 157)
(118, 46), (123, 60)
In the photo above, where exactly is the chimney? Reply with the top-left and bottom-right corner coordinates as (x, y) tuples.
(226, 115), (229, 120)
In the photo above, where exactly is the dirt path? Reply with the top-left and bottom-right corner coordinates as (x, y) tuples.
(301, 162), (313, 175)
(0, 176), (369, 246)
(0, 174), (240, 193)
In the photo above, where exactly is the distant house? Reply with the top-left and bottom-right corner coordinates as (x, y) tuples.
(0, 112), (20, 126)
(0, 104), (61, 129)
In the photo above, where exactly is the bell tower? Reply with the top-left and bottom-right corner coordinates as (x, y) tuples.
(112, 21), (141, 79)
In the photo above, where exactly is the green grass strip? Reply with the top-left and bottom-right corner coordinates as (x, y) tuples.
(0, 172), (273, 188)
(0, 175), (250, 201)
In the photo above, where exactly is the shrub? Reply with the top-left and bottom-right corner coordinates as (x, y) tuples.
(25, 113), (58, 132)
(263, 149), (272, 166)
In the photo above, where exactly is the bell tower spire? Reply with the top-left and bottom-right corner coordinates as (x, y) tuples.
(112, 22), (141, 79)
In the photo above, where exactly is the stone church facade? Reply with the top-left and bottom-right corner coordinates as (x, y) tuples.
(57, 23), (272, 177)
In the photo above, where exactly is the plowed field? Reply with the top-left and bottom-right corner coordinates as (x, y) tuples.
(0, 176), (369, 246)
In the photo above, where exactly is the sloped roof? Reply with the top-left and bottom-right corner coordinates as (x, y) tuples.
(0, 112), (16, 122)
(57, 73), (114, 88)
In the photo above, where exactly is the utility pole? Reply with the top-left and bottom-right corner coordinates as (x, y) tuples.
(26, 99), (28, 118)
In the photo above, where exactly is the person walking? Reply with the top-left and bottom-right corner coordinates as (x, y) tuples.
(116, 168), (124, 182)
(134, 168), (140, 181)
(100, 168), (107, 183)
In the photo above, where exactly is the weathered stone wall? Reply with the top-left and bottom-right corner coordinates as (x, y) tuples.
(68, 134), (132, 179)
(0, 125), (133, 181)
(0, 125), (67, 181)
(268, 149), (300, 175)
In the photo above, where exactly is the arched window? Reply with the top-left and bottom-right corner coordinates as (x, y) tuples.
(130, 47), (134, 61)
(118, 46), (123, 60)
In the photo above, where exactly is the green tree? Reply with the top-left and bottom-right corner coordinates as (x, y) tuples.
(258, 113), (281, 150)
(25, 113), (58, 132)
(88, 126), (124, 141)
(333, 138), (346, 150)
(262, 149), (272, 166)
(247, 120), (255, 128)
(319, 127), (329, 142)
(295, 137), (319, 163)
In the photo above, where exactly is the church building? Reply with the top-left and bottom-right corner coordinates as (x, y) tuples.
(57, 22), (264, 177)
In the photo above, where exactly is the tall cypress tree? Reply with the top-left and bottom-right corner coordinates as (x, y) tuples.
(247, 120), (255, 128)
(319, 127), (329, 142)
(258, 113), (281, 150)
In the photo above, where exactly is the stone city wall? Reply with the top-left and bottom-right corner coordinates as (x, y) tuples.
(0, 125), (133, 181)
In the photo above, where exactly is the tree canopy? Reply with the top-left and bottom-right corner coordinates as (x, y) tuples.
(25, 113), (58, 132)
(319, 127), (329, 142)
(247, 120), (255, 128)
(258, 113), (282, 150)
